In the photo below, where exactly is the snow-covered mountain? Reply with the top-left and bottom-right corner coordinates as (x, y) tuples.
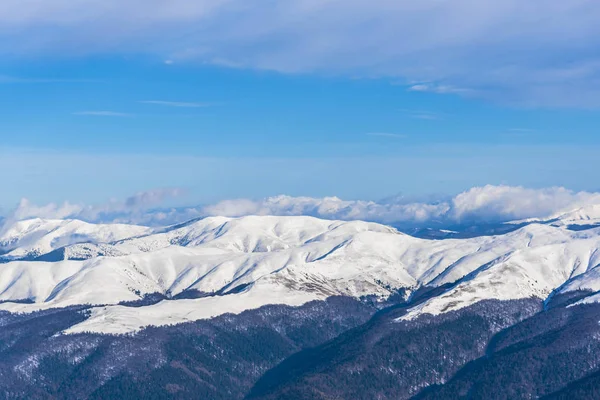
(0, 218), (152, 261)
(510, 204), (600, 228)
(1, 215), (600, 334)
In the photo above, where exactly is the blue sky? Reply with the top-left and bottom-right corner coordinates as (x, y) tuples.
(1, 0), (600, 213)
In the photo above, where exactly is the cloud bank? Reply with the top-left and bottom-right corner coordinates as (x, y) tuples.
(2, 188), (187, 229)
(4, 185), (600, 228)
(1, 0), (600, 106)
(202, 186), (600, 225)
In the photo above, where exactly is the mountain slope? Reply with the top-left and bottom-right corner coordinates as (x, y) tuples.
(0, 297), (381, 399)
(247, 298), (542, 400)
(248, 298), (600, 400)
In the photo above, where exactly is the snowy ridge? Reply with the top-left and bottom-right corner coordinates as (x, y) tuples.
(551, 204), (600, 226)
(1, 216), (600, 334)
(0, 218), (151, 261)
(510, 204), (600, 227)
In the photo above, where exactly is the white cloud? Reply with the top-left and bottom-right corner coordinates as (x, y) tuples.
(1, 1), (600, 106)
(5, 185), (600, 228)
(202, 195), (450, 224)
(1, 188), (187, 229)
(150, 186), (600, 225)
(450, 185), (600, 222)
(10, 198), (85, 221)
(201, 186), (600, 225)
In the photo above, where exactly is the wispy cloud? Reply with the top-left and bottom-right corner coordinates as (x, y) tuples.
(399, 109), (444, 120)
(366, 132), (408, 139)
(73, 111), (134, 117)
(408, 83), (473, 95)
(0, 1), (598, 107)
(140, 100), (214, 108)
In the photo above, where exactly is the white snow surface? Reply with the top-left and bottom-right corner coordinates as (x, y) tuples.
(0, 218), (151, 260)
(551, 205), (600, 226)
(2, 215), (600, 334)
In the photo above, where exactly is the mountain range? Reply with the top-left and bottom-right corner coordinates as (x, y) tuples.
(1, 211), (600, 398)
